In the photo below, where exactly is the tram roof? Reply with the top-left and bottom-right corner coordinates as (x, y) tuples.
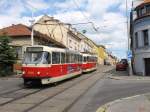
(25, 45), (79, 54)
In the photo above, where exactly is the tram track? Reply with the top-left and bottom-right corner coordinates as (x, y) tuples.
(23, 67), (110, 112)
(0, 88), (24, 96)
(0, 87), (45, 106)
(62, 71), (107, 112)
(0, 69), (98, 108)
(62, 67), (114, 112)
(0, 66), (112, 112)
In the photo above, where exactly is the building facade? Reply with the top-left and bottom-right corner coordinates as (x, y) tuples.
(77, 33), (93, 53)
(130, 1), (150, 76)
(0, 15), (117, 67)
(34, 15), (81, 52)
(98, 45), (107, 65)
(77, 33), (104, 65)
(0, 24), (65, 62)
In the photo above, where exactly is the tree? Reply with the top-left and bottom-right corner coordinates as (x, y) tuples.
(0, 36), (16, 76)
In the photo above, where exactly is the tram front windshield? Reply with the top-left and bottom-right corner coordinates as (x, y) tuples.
(23, 51), (49, 64)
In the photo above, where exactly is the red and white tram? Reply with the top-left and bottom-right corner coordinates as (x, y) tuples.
(22, 45), (97, 85)
(81, 53), (97, 73)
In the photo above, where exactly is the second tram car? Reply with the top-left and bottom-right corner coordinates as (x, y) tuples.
(22, 45), (97, 85)
(81, 53), (97, 73)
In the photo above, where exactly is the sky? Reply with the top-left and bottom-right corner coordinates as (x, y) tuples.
(0, 0), (134, 59)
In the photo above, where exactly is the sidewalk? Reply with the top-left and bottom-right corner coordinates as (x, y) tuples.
(108, 75), (150, 81)
(106, 69), (150, 81)
(97, 93), (150, 112)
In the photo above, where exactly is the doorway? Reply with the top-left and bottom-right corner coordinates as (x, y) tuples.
(145, 58), (150, 76)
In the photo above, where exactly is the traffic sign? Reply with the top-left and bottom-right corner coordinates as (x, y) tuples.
(127, 51), (132, 59)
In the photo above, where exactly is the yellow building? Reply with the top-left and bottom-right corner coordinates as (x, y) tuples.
(98, 45), (107, 65)
(84, 38), (104, 65)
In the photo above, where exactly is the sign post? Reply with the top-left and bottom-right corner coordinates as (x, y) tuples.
(128, 51), (133, 76)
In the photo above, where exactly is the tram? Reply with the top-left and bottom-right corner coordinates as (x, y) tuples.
(22, 45), (97, 85)
(81, 53), (97, 73)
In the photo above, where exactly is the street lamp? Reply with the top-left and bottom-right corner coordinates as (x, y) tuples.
(29, 10), (35, 46)
(26, 1), (36, 46)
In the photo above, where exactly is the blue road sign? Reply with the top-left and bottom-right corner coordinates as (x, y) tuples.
(127, 51), (132, 59)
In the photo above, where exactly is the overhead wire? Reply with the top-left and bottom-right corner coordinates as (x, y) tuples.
(72, 0), (99, 32)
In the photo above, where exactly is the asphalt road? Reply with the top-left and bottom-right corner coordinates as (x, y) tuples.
(69, 77), (150, 112)
(1, 68), (150, 112)
(0, 78), (23, 95)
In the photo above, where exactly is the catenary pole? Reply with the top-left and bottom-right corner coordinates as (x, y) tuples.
(126, 0), (133, 75)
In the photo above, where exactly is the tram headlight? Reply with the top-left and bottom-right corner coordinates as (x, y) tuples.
(22, 71), (25, 74)
(37, 72), (40, 75)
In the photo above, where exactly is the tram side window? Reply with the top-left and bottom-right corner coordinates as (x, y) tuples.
(61, 53), (66, 64)
(52, 52), (60, 64)
(44, 52), (51, 64)
(71, 53), (75, 63)
(84, 57), (87, 62)
(79, 55), (82, 63)
(95, 57), (97, 62)
(48, 53), (51, 64)
(74, 54), (78, 63)
(78, 55), (82, 63)
(66, 52), (70, 63)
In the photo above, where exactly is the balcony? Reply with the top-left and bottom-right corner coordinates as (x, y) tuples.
(133, 2), (150, 21)
(134, 12), (150, 21)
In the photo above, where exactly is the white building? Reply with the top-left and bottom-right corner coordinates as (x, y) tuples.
(131, 1), (150, 76)
(77, 33), (93, 53)
(34, 15), (81, 52)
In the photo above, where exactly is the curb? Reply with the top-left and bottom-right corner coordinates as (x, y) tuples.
(96, 94), (146, 112)
(96, 105), (107, 112)
(107, 75), (150, 81)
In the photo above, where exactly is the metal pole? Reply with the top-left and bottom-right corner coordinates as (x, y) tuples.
(30, 10), (35, 46)
(126, 0), (133, 75)
(126, 0), (129, 50)
(31, 25), (34, 46)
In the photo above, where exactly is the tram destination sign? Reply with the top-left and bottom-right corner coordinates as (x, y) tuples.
(27, 47), (43, 52)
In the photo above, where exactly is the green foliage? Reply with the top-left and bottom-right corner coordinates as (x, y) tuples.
(0, 36), (16, 76)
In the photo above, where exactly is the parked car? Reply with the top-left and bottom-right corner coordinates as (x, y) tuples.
(116, 59), (128, 71)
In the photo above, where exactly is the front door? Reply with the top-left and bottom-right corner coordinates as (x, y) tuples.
(145, 58), (150, 76)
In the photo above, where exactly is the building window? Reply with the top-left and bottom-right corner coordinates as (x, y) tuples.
(138, 7), (146, 17)
(14, 46), (22, 60)
(146, 5), (150, 13)
(69, 39), (72, 43)
(141, 8), (146, 15)
(143, 30), (149, 46)
(135, 32), (138, 48)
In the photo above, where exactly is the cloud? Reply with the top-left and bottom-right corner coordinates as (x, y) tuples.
(54, 0), (87, 11)
(26, 0), (49, 10)
(54, 11), (89, 23)
(0, 0), (50, 28)
(86, 0), (121, 17)
(0, 0), (134, 58)
(0, 15), (32, 28)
